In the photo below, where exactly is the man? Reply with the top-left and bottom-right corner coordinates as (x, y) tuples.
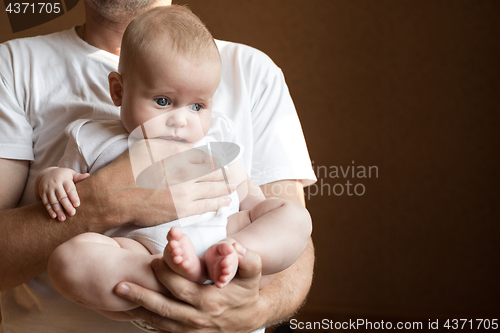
(0, 0), (316, 332)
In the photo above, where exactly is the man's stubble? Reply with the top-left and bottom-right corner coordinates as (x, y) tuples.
(85, 0), (171, 23)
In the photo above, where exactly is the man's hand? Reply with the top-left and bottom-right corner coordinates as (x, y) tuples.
(115, 243), (266, 333)
(86, 146), (235, 229)
(131, 142), (236, 223)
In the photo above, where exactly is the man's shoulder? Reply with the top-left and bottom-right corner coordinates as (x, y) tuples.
(0, 28), (76, 63)
(1, 28), (73, 50)
(215, 39), (278, 69)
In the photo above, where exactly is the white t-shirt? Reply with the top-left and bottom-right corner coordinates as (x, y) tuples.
(0, 27), (316, 333)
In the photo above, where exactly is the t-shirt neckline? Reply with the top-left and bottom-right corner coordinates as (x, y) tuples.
(66, 26), (119, 65)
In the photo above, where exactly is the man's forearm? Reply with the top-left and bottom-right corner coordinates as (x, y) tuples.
(257, 237), (315, 328)
(0, 158), (97, 290)
(0, 151), (180, 291)
(0, 155), (137, 291)
(0, 146), (246, 291)
(0, 202), (98, 290)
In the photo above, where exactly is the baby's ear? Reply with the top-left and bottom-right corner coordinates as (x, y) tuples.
(108, 72), (124, 106)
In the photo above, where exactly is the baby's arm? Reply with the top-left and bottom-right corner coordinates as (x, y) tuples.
(35, 167), (90, 221)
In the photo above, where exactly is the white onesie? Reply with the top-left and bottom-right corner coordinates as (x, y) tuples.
(59, 113), (242, 256)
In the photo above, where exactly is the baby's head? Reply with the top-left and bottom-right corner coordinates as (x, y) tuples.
(108, 5), (221, 143)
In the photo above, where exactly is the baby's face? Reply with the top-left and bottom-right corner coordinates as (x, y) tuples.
(120, 50), (220, 143)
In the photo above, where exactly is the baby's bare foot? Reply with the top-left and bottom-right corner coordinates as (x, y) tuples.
(205, 242), (239, 288)
(164, 227), (205, 283)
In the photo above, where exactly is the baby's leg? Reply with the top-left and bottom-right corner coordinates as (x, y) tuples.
(48, 232), (165, 316)
(225, 198), (312, 276)
(164, 227), (206, 284)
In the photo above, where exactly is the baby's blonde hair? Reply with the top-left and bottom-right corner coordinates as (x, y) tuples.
(119, 5), (219, 75)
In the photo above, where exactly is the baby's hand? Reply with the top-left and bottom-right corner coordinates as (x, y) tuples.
(37, 167), (90, 221)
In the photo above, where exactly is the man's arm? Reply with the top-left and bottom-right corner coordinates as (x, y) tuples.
(0, 150), (233, 291)
(0, 156), (137, 291)
(0, 159), (28, 209)
(115, 179), (315, 332)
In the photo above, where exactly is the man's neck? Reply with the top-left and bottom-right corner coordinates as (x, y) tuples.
(80, 3), (129, 56)
(79, 1), (172, 55)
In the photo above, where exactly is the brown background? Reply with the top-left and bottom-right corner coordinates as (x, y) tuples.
(1, 0), (499, 329)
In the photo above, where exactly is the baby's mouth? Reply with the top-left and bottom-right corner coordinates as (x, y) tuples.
(158, 135), (185, 142)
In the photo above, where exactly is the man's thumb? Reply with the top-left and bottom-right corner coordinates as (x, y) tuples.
(233, 242), (262, 280)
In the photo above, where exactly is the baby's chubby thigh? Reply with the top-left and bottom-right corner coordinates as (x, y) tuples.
(226, 210), (252, 236)
(48, 232), (164, 312)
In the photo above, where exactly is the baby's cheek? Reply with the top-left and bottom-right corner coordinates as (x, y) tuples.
(143, 122), (164, 138)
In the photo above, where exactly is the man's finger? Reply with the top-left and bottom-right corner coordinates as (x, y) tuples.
(115, 282), (167, 312)
(185, 197), (231, 217)
(233, 242), (262, 281)
(192, 180), (234, 200)
(170, 181), (232, 217)
(150, 259), (209, 308)
(115, 281), (195, 319)
(192, 168), (225, 182)
(126, 306), (183, 333)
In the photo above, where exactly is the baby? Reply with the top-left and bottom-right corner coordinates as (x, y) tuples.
(37, 5), (311, 320)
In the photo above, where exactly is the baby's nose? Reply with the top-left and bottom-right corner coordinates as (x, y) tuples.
(166, 108), (187, 127)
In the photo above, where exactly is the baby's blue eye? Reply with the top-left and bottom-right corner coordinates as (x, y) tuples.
(188, 104), (202, 112)
(155, 98), (170, 107)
